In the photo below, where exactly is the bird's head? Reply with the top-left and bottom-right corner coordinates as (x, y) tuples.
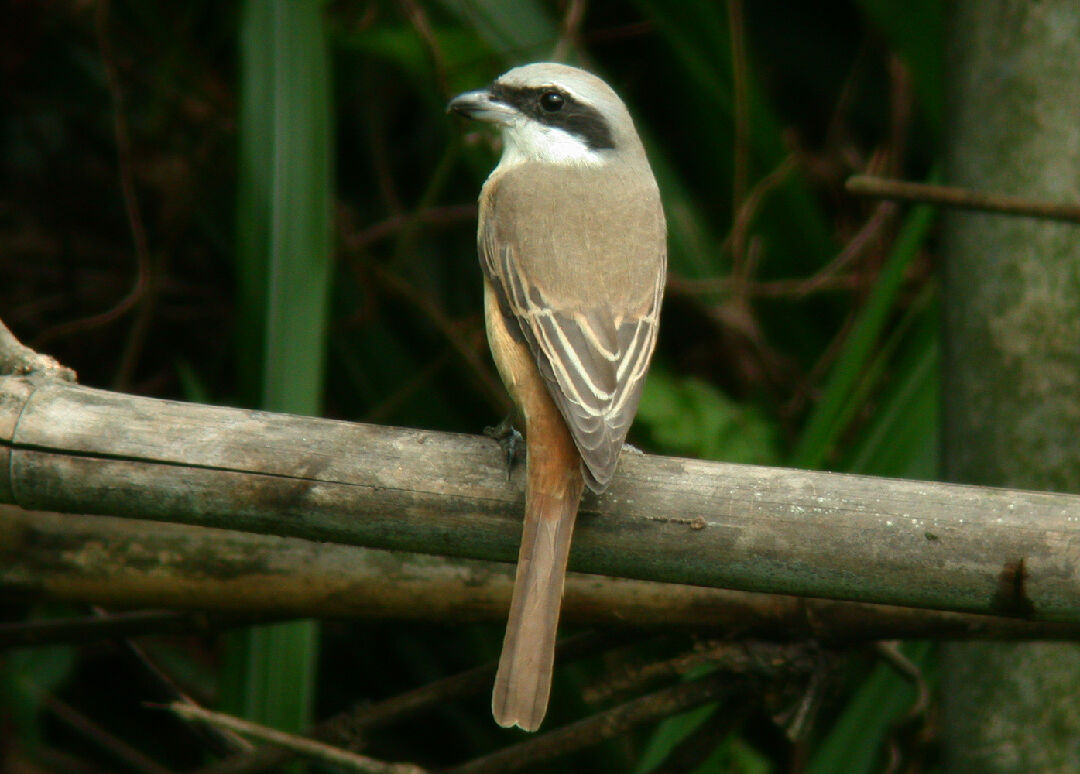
(448, 62), (647, 169)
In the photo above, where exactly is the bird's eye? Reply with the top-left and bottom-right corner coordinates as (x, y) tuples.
(539, 91), (564, 112)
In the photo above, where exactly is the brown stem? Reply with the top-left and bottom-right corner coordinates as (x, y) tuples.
(847, 175), (1080, 223)
(443, 673), (730, 774)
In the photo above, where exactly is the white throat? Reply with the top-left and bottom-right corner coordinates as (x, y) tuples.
(495, 119), (609, 170)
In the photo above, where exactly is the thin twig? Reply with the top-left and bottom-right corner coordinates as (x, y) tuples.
(551, 0), (587, 62)
(875, 641), (932, 774)
(875, 641), (931, 718)
(846, 175), (1080, 224)
(729, 0), (750, 228)
(670, 193), (891, 301)
(443, 673), (730, 774)
(586, 640), (817, 705)
(341, 204), (476, 250)
(727, 154), (798, 286)
(366, 262), (510, 413)
(95, 607), (253, 756)
(399, 0), (449, 97)
(36, 0), (154, 357)
(158, 703), (427, 774)
(0, 609), (281, 650)
(191, 632), (625, 774)
(885, 54), (913, 181)
(583, 20), (654, 45)
(22, 682), (176, 774)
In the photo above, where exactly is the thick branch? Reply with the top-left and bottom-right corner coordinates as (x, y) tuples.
(5, 506), (1078, 642)
(2, 376), (1080, 621)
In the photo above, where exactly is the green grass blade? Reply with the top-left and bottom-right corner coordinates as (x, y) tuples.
(259, 4), (334, 412)
(846, 312), (940, 480)
(223, 0), (333, 733)
(792, 203), (935, 470)
(808, 643), (934, 774)
(633, 704), (719, 774)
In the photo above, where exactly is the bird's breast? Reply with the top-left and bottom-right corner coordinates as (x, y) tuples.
(481, 162), (665, 312)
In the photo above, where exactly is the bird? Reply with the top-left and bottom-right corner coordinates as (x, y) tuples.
(449, 62), (666, 731)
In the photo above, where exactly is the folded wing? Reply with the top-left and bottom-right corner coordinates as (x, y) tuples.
(482, 234), (664, 491)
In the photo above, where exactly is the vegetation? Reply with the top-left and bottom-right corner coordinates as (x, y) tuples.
(1, 0), (944, 770)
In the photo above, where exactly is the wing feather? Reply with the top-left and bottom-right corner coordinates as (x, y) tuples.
(481, 230), (664, 492)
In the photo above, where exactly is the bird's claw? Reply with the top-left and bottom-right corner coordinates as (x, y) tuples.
(485, 416), (524, 476)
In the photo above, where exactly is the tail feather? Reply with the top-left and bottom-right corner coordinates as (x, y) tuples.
(492, 479), (583, 731)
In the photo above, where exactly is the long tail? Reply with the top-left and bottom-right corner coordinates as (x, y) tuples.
(492, 454), (585, 731)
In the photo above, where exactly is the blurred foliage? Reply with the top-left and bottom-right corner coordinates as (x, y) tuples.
(1, 0), (944, 771)
(222, 0), (332, 737)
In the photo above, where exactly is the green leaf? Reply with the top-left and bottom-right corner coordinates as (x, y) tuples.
(809, 643), (934, 774)
(792, 203), (935, 470)
(845, 301), (940, 480)
(224, 0), (334, 733)
(637, 367), (780, 465)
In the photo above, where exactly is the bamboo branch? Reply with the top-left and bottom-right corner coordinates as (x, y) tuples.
(3, 375), (1080, 622)
(0, 320), (76, 381)
(4, 505), (1080, 642)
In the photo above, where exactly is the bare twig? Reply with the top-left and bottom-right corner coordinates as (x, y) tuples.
(192, 632), (625, 774)
(585, 640), (817, 705)
(729, 0), (750, 226)
(875, 641), (931, 718)
(399, 0), (449, 96)
(21, 682), (176, 774)
(551, 0), (588, 62)
(875, 641), (933, 774)
(671, 170), (886, 302)
(98, 607), (254, 756)
(583, 20), (654, 45)
(778, 660), (830, 744)
(366, 262), (510, 413)
(34, 0), (154, 355)
(340, 204), (476, 250)
(444, 673), (730, 774)
(727, 154), (798, 286)
(0, 609), (281, 650)
(159, 703), (427, 774)
(847, 175), (1080, 224)
(95, 0), (156, 392)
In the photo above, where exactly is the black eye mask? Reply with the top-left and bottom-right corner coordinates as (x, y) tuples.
(488, 83), (616, 151)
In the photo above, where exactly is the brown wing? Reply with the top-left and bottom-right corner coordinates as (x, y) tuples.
(480, 166), (665, 491)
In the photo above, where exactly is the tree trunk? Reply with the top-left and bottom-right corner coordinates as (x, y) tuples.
(942, 2), (1080, 770)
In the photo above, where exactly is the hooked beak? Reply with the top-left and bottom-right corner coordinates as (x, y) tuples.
(447, 88), (517, 126)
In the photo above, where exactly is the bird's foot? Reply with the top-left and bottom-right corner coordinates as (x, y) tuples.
(484, 415), (524, 476)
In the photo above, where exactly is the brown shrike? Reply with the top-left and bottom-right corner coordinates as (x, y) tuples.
(449, 63), (666, 731)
